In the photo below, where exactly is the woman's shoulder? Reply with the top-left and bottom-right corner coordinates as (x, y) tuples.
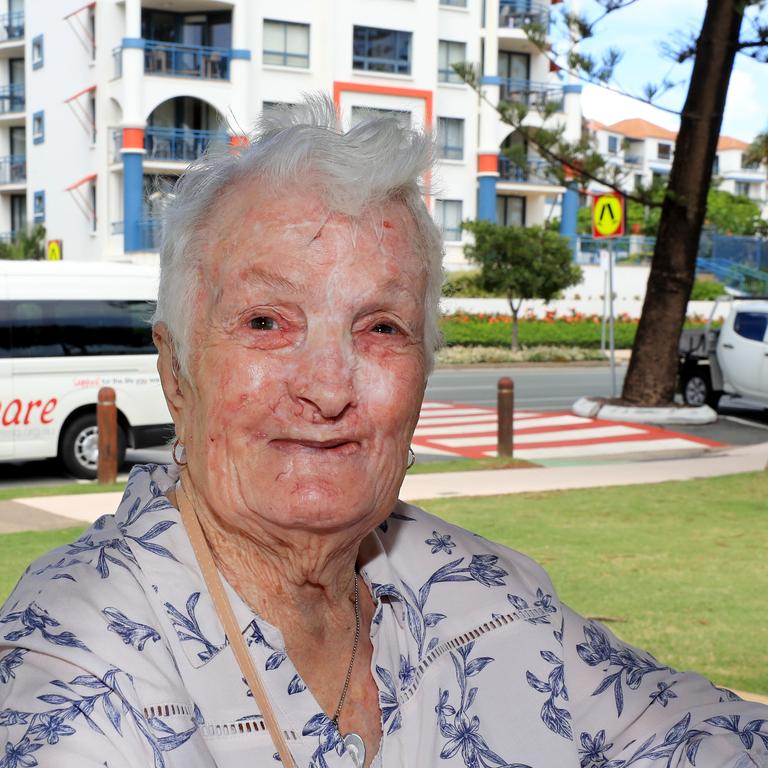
(374, 501), (560, 620)
(0, 513), (157, 657)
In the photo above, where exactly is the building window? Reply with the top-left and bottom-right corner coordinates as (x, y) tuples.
(32, 111), (44, 144)
(634, 173), (643, 190)
(435, 199), (463, 241)
(440, 0), (468, 6)
(353, 26), (411, 75)
(607, 135), (619, 154)
(657, 142), (672, 160)
(32, 35), (44, 70)
(33, 191), (45, 224)
(10, 193), (25, 235)
(712, 156), (720, 175)
(350, 106), (411, 130)
(89, 179), (97, 232)
(437, 117), (464, 160)
(496, 195), (525, 227)
(735, 181), (751, 197)
(263, 20), (310, 68)
(438, 40), (466, 84)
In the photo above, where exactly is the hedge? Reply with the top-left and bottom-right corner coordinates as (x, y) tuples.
(440, 314), (707, 349)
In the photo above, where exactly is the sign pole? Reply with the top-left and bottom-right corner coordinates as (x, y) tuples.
(591, 191), (624, 400)
(608, 239), (616, 398)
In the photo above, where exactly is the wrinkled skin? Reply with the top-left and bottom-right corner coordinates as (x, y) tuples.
(154, 180), (428, 758)
(159, 184), (426, 550)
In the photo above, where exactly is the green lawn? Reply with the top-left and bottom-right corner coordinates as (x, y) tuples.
(418, 471), (768, 695)
(1, 473), (765, 695)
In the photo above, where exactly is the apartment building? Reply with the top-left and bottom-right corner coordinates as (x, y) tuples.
(3, 0), (578, 268)
(588, 118), (767, 215)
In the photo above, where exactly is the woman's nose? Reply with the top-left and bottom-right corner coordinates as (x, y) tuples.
(289, 332), (356, 420)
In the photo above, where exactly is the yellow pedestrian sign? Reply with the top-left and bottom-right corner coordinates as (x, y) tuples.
(46, 240), (62, 261)
(591, 193), (625, 238)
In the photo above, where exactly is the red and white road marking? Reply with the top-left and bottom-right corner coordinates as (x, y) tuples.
(413, 401), (722, 460)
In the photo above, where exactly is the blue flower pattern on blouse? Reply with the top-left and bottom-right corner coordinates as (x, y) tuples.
(0, 463), (765, 767)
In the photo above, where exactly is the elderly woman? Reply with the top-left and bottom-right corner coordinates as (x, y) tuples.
(1, 97), (766, 768)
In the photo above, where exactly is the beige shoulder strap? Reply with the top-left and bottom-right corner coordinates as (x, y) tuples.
(178, 498), (297, 768)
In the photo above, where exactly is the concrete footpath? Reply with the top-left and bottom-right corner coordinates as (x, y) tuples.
(1, 441), (767, 705)
(0, 441), (766, 533)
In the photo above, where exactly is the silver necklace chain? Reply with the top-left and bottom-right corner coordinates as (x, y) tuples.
(332, 573), (361, 726)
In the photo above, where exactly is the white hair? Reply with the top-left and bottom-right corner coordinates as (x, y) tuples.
(153, 93), (444, 378)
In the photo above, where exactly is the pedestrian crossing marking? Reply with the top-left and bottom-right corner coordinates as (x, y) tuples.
(413, 400), (722, 460)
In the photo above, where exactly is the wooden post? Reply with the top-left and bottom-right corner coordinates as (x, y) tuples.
(497, 377), (514, 458)
(97, 387), (117, 484)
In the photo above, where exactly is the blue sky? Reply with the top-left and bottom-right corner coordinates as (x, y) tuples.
(557, 0), (768, 141)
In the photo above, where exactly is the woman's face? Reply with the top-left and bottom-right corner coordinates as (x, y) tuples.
(166, 183), (428, 539)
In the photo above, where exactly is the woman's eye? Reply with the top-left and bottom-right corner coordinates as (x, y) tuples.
(372, 322), (399, 335)
(250, 316), (278, 331)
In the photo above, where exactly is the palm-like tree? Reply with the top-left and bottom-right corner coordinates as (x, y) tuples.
(744, 130), (768, 167)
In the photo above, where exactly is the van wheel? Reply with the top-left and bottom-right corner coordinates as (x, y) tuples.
(682, 369), (721, 409)
(60, 414), (126, 479)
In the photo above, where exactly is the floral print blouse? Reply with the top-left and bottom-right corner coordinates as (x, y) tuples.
(0, 463), (766, 768)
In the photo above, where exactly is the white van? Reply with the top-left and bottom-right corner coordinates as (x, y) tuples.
(0, 261), (173, 478)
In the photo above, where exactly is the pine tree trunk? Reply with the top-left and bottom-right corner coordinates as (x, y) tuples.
(621, 0), (745, 405)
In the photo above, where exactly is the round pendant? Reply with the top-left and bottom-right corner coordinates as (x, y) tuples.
(342, 731), (366, 768)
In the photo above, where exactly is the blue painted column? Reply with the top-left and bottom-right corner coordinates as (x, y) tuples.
(560, 182), (579, 240)
(121, 127), (145, 252)
(477, 153), (499, 223)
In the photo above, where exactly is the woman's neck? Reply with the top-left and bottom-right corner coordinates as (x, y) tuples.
(170, 480), (365, 635)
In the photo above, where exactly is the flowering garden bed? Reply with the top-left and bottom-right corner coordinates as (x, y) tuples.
(440, 311), (708, 349)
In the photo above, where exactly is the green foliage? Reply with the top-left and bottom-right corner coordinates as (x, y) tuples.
(0, 225), (46, 260)
(442, 271), (504, 298)
(690, 279), (727, 301)
(744, 130), (768, 167)
(704, 189), (762, 235)
(440, 315), (639, 349)
(462, 223), (582, 304)
(461, 222), (582, 350)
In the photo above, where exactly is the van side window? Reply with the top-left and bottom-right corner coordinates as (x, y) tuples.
(6, 300), (156, 357)
(0, 303), (11, 358)
(733, 312), (768, 343)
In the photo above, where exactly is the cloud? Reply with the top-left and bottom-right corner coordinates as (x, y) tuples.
(581, 84), (680, 132)
(721, 64), (767, 141)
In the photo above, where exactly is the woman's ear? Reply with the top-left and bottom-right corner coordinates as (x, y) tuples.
(153, 322), (188, 442)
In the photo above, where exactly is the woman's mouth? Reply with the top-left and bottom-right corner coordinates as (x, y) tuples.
(268, 438), (361, 457)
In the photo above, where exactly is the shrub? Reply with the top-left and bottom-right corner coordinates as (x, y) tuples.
(442, 271), (503, 298)
(690, 279), (727, 301)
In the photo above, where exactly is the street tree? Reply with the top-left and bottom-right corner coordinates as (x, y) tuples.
(459, 0), (768, 405)
(462, 222), (582, 350)
(0, 225), (45, 260)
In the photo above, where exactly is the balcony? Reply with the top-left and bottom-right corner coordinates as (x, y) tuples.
(145, 126), (228, 162)
(624, 154), (643, 166)
(0, 83), (24, 114)
(498, 0), (549, 30)
(144, 41), (231, 79)
(111, 126), (228, 163)
(0, 11), (23, 43)
(499, 78), (563, 110)
(0, 154), (25, 184)
(113, 41), (233, 80)
(498, 156), (556, 183)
